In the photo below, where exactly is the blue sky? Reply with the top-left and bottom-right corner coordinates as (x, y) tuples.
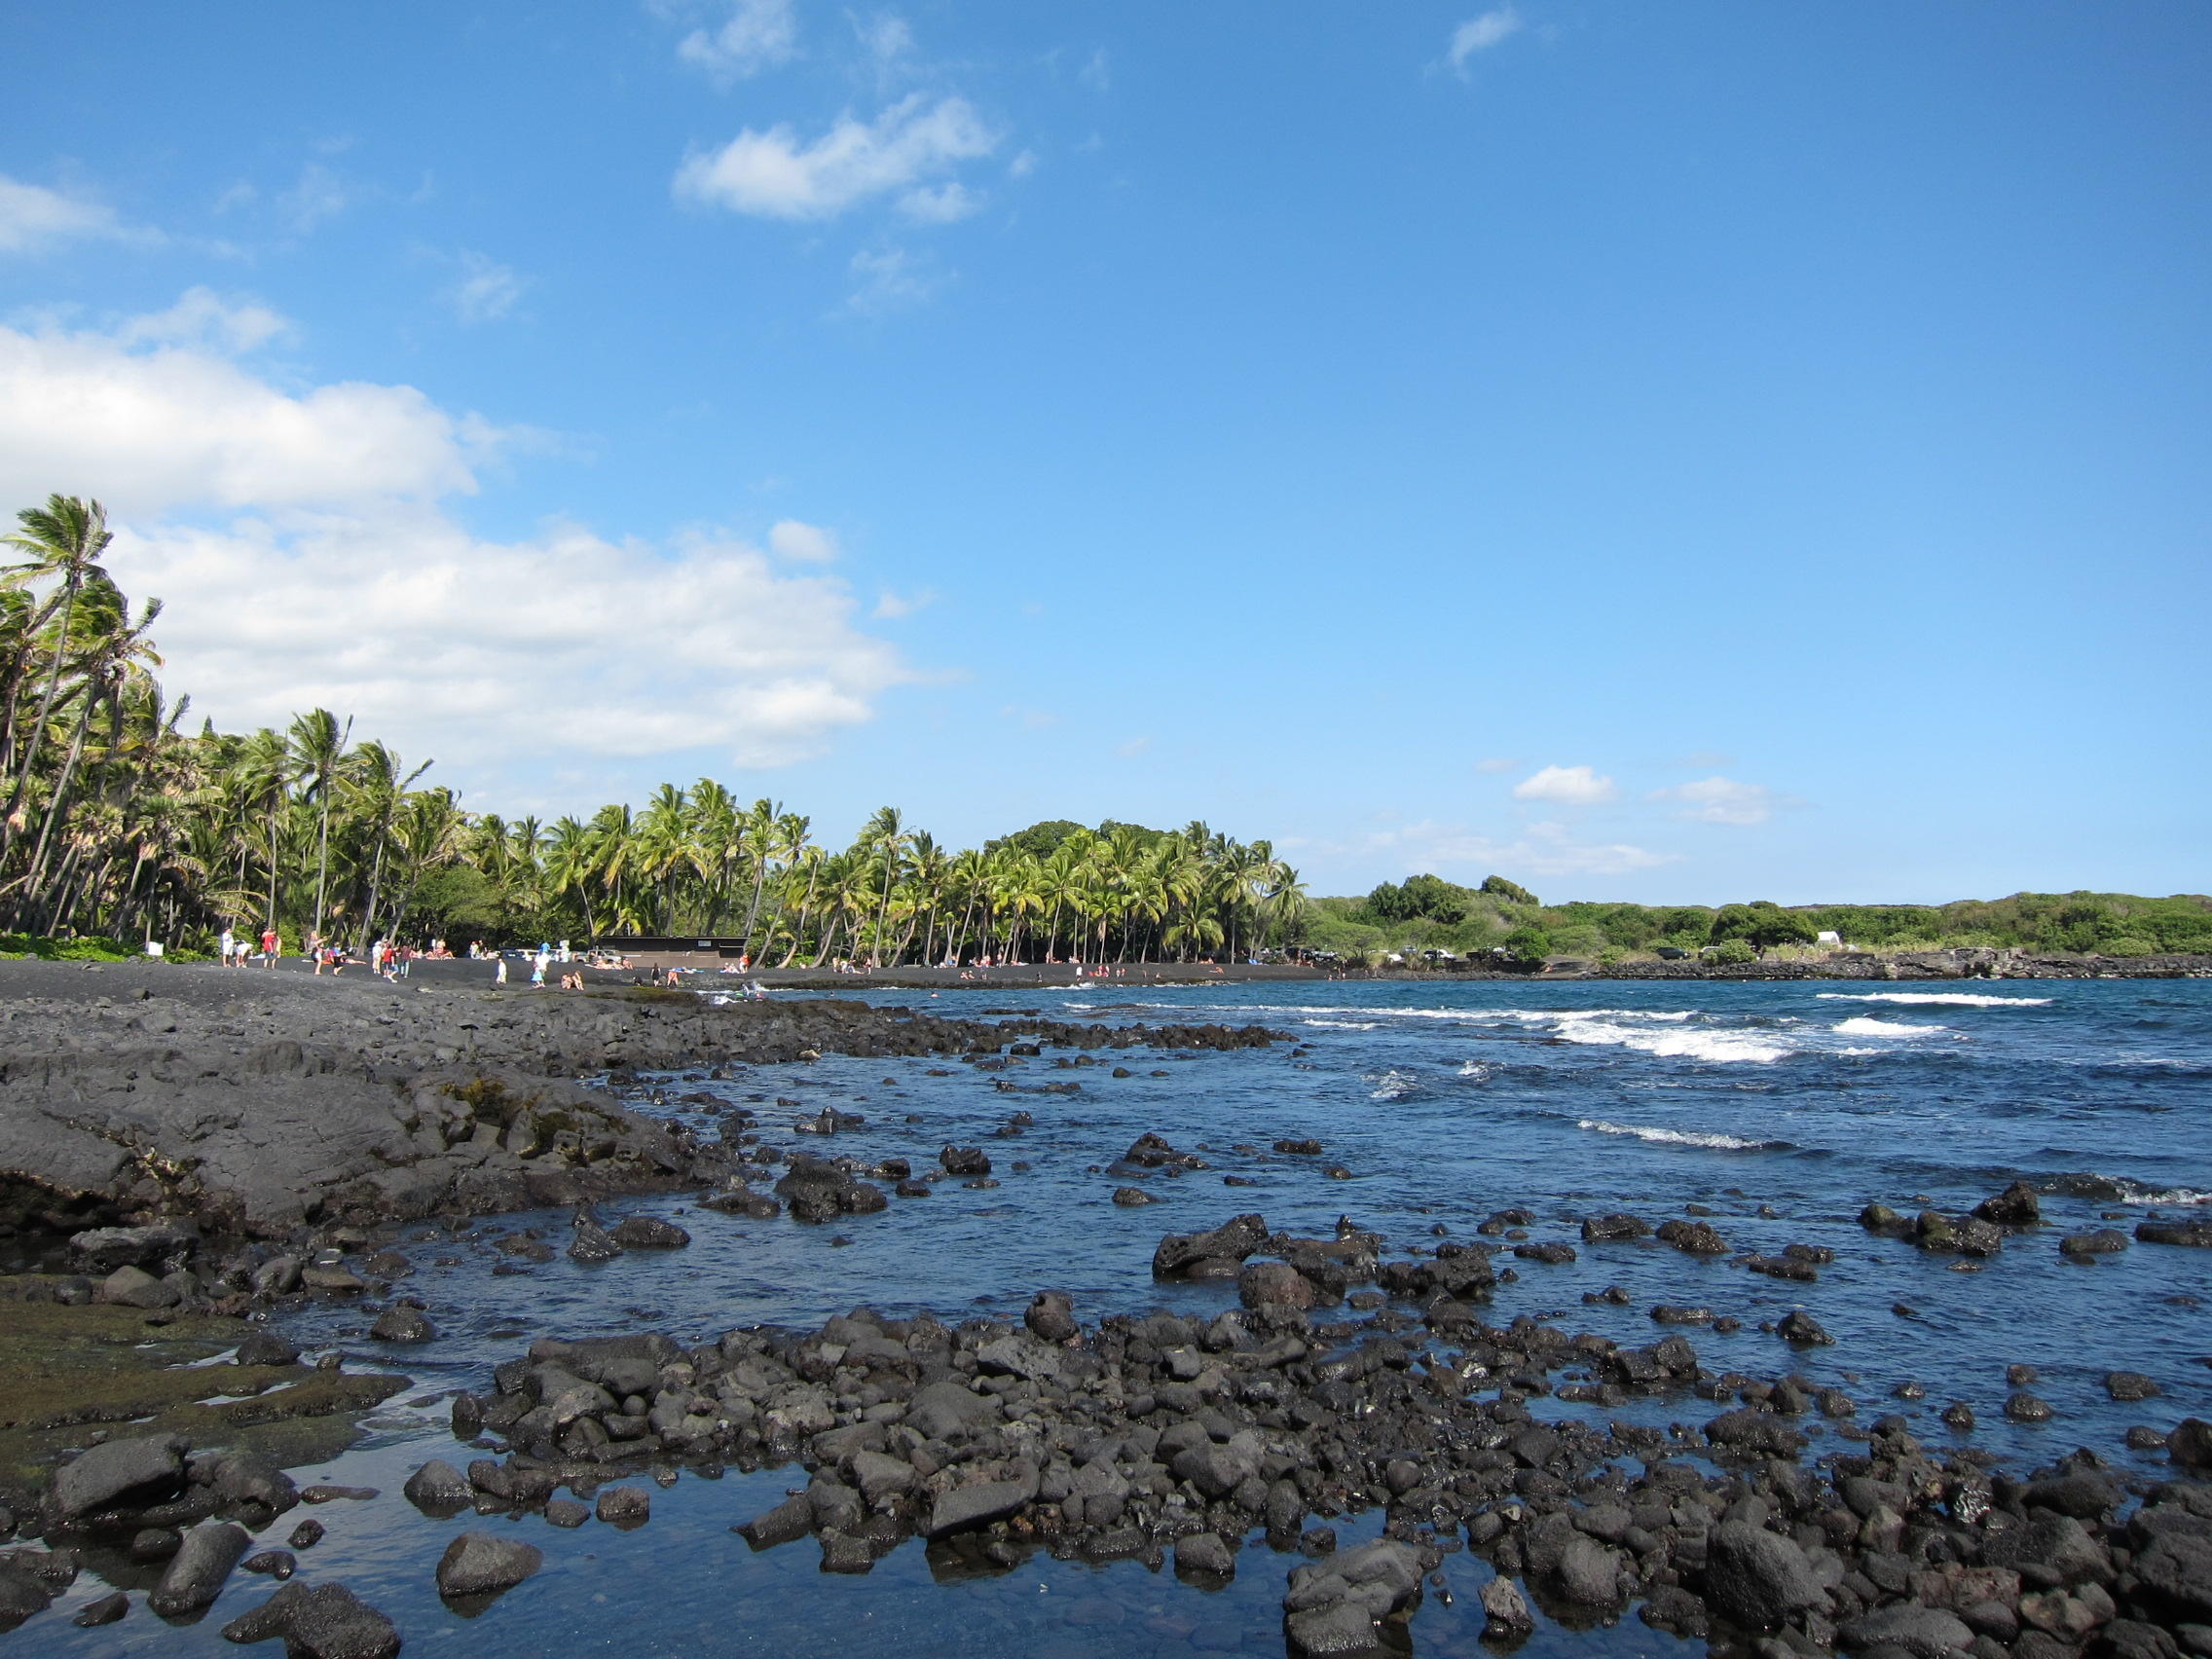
(1, 2), (2205, 903)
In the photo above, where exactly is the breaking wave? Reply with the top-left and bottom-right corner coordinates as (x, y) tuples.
(1832, 1016), (1943, 1037)
(1577, 1119), (1789, 1151)
(1550, 1017), (1796, 1064)
(1818, 992), (2051, 1009)
(1367, 1069), (1421, 1100)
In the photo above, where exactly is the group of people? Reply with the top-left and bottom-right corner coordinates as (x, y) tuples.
(212, 926), (451, 983)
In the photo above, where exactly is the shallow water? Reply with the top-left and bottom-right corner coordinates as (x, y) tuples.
(32, 976), (2212, 1655)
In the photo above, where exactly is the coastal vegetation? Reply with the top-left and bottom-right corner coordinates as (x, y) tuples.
(0, 494), (2200, 965)
(1305, 875), (2212, 965)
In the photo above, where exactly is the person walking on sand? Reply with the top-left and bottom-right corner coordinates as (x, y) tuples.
(532, 947), (549, 987)
(494, 955), (508, 985)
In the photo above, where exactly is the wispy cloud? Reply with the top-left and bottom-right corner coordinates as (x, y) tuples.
(448, 251), (526, 323)
(0, 173), (155, 255)
(1512, 763), (1616, 806)
(278, 163), (350, 233)
(844, 245), (942, 313)
(1647, 775), (1791, 826)
(1289, 818), (1674, 880)
(1446, 7), (1522, 77)
(1473, 756), (1520, 774)
(871, 588), (932, 619)
(1116, 736), (1152, 757)
(674, 93), (997, 221)
(676, 0), (798, 81)
(768, 519), (839, 562)
(1001, 705), (1058, 730)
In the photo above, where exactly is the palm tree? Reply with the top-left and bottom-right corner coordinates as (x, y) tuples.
(286, 708), (352, 947)
(1, 495), (114, 841)
(858, 805), (904, 965)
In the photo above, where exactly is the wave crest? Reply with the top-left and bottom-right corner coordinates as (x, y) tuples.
(1577, 1119), (1789, 1151)
(1818, 992), (2051, 1008)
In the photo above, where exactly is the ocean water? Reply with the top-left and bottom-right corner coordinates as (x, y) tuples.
(33, 977), (2212, 1656)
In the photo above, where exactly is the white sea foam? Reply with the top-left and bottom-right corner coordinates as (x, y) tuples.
(1831, 1017), (1942, 1038)
(2120, 1185), (2212, 1206)
(1551, 1019), (1796, 1064)
(1543, 1009), (1695, 1022)
(1303, 1018), (1380, 1030)
(1368, 1069), (1420, 1100)
(1817, 992), (2051, 1008)
(1577, 1119), (1778, 1151)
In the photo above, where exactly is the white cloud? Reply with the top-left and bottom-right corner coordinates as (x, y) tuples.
(899, 182), (982, 223)
(1647, 775), (1785, 826)
(1000, 705), (1058, 730)
(449, 252), (525, 323)
(1447, 7), (1522, 75)
(674, 94), (997, 221)
(1473, 756), (1519, 774)
(1512, 763), (1616, 806)
(1116, 736), (1152, 757)
(0, 294), (912, 771)
(1292, 819), (1674, 880)
(871, 588), (932, 618)
(279, 164), (349, 232)
(845, 245), (940, 313)
(0, 174), (150, 255)
(0, 297), (491, 514)
(767, 518), (838, 562)
(856, 13), (913, 63)
(677, 0), (797, 80)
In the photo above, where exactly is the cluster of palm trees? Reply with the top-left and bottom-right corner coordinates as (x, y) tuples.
(0, 494), (1308, 965)
(486, 798), (1307, 968)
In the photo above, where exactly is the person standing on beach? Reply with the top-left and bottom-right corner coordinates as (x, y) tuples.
(219, 925), (236, 967)
(532, 947), (548, 986)
(260, 926), (278, 966)
(494, 955), (508, 985)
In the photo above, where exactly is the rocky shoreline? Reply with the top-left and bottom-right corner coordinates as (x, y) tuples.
(0, 959), (2206, 1657)
(0, 958), (1276, 1244)
(4, 1192), (2206, 1656)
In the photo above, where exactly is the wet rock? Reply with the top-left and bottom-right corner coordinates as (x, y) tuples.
(1123, 1132), (1204, 1169)
(567, 1220), (623, 1263)
(1283, 1538), (1428, 1658)
(1981, 1514), (2110, 1588)
(1153, 1213), (1271, 1278)
(1240, 1262), (1318, 1310)
(1024, 1290), (1078, 1343)
(2136, 1220), (2212, 1247)
(241, 1549), (295, 1579)
(1974, 1181), (2043, 1227)
(234, 1329), (301, 1367)
(71, 1223), (197, 1272)
(1706, 1409), (1807, 1457)
(2061, 1230), (2130, 1257)
(1111, 1185), (1155, 1205)
(608, 1216), (690, 1248)
(97, 1265), (180, 1309)
(940, 1145), (991, 1176)
(220, 1581), (402, 1659)
(1273, 1139), (1323, 1156)
(2129, 1530), (2212, 1624)
(2169, 1418), (2212, 1471)
(50, 1432), (187, 1522)
(2007, 1393), (2056, 1422)
(544, 1497), (589, 1528)
(1176, 1531), (1236, 1579)
(1840, 1604), (1974, 1659)
(596, 1488), (649, 1528)
(369, 1305), (436, 1343)
(1704, 1520), (1828, 1632)
(2105, 1371), (2160, 1402)
(0, 1562), (51, 1631)
(1581, 1213), (1653, 1242)
(1778, 1309), (1834, 1346)
(1514, 1241), (1576, 1265)
(72, 1590), (128, 1627)
(923, 1463), (1041, 1538)
(1860, 1202), (1910, 1235)
(734, 1494), (813, 1550)
(1657, 1218), (1729, 1255)
(147, 1521), (251, 1617)
(402, 1458), (473, 1514)
(131, 1527), (181, 1562)
(436, 1530), (543, 1599)
(1480, 1575), (1535, 1642)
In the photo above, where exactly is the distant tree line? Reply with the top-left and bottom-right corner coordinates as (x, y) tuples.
(1308, 874), (2211, 963)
